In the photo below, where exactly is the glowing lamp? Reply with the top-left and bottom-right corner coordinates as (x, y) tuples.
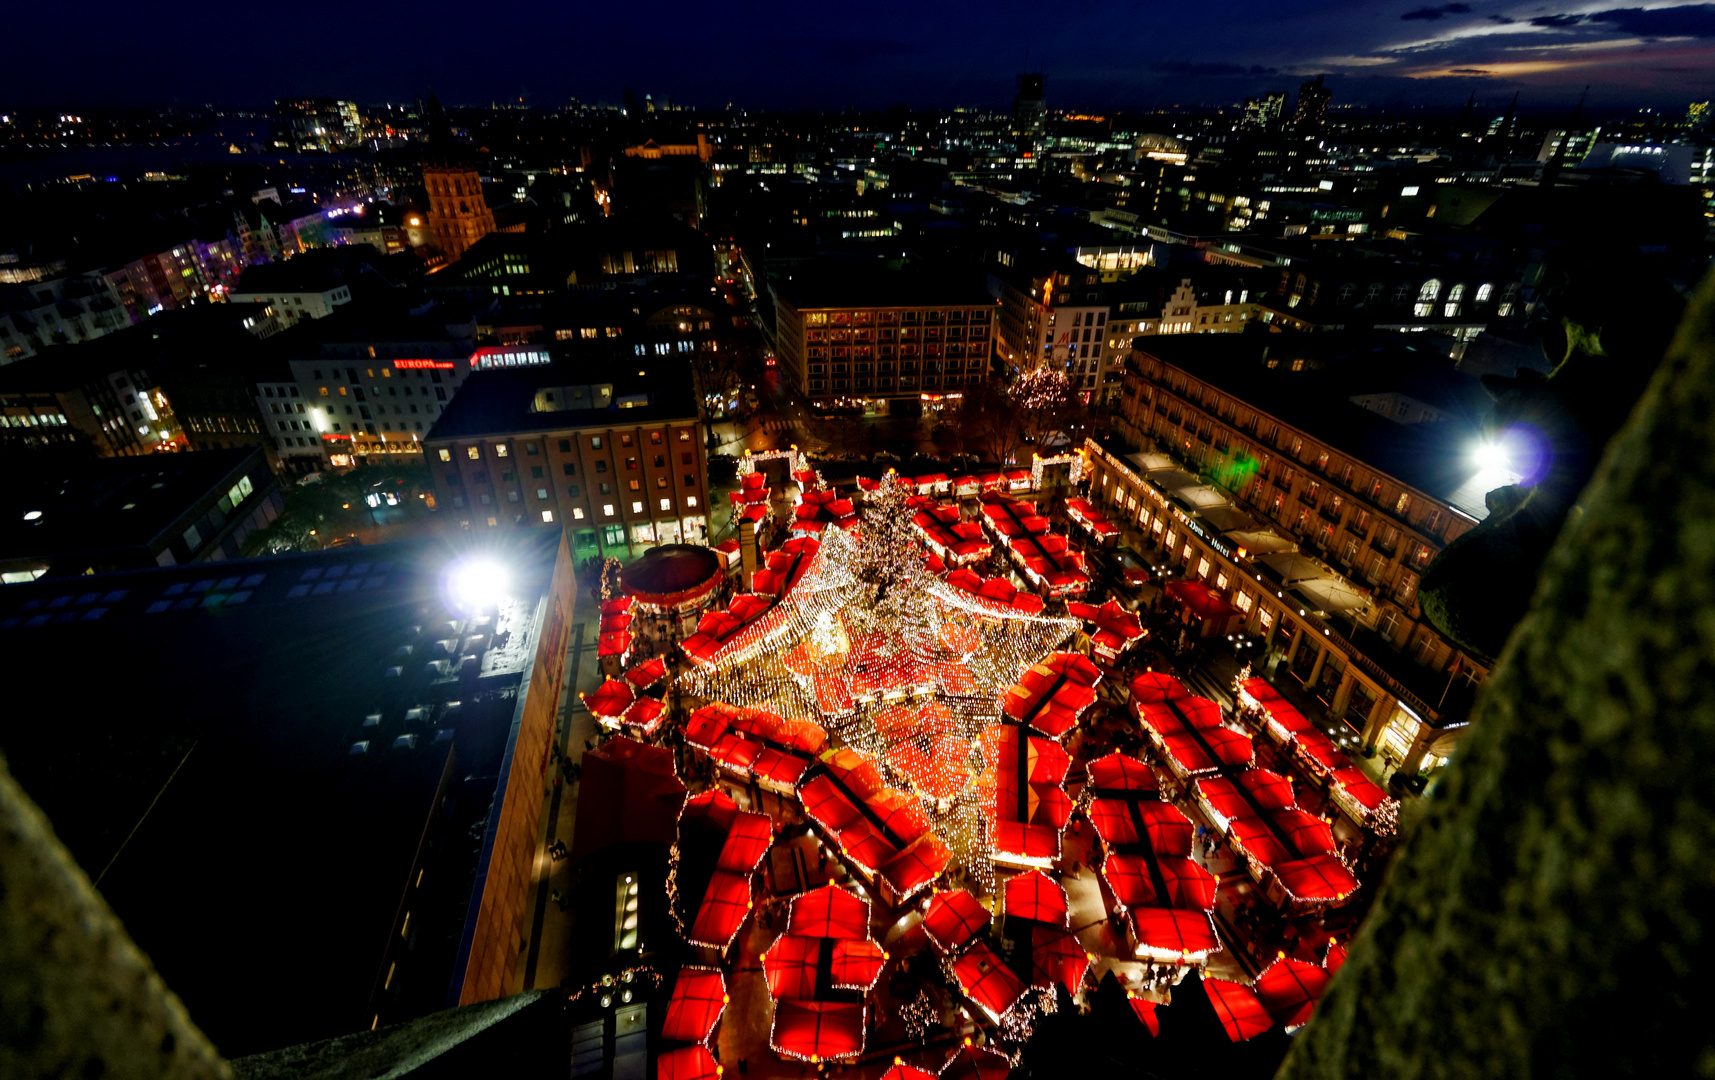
(447, 557), (511, 613)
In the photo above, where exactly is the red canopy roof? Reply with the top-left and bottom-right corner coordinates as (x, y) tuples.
(657, 1044), (720, 1080)
(771, 1000), (864, 1062)
(1273, 854), (1361, 904)
(1005, 869), (1069, 926)
(830, 938), (889, 991)
(1129, 671), (1190, 703)
(790, 884), (869, 939)
(1203, 977), (1273, 1042)
(661, 967), (728, 1044)
(624, 657), (667, 688)
(1129, 907), (1223, 961)
(620, 696), (668, 736)
(1129, 998), (1160, 1037)
(939, 1044), (1013, 1080)
(880, 1064), (938, 1080)
(921, 889), (990, 954)
(763, 933), (820, 1000)
(584, 677), (636, 717)
(952, 942), (1028, 1020)
(1253, 955), (1331, 1029)
(1331, 766), (1391, 814)
(1031, 923), (1089, 992)
(1163, 580), (1243, 619)
(1086, 752), (1157, 793)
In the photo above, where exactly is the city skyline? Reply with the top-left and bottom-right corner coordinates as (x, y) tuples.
(5, 0), (1713, 112)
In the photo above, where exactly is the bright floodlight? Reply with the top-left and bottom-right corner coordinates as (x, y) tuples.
(1470, 438), (1510, 473)
(448, 558), (510, 613)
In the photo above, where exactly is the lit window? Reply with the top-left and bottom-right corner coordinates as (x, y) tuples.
(687, 496), (698, 508)
(573, 508), (585, 520)
(495, 444), (509, 457)
(541, 510), (555, 522)
(438, 448), (451, 461)
(659, 498), (670, 511)
(466, 446), (480, 460)
(631, 501), (643, 514)
(603, 504), (615, 516)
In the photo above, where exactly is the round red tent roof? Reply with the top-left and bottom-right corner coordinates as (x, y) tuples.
(621, 544), (722, 608)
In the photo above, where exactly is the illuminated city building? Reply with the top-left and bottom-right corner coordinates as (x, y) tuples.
(770, 266), (994, 412)
(423, 355), (708, 556)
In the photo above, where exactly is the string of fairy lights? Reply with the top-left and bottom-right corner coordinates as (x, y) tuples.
(678, 476), (1080, 896)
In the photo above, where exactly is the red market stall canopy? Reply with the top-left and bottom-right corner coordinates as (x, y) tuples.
(913, 505), (990, 565)
(621, 544), (723, 610)
(657, 1044), (720, 1080)
(1064, 497), (1121, 541)
(800, 755), (951, 900)
(793, 489), (858, 533)
(1085, 752), (1157, 794)
(619, 696), (668, 737)
(1005, 869), (1069, 926)
(1129, 997), (1160, 1037)
(1002, 652), (1101, 738)
(679, 789), (772, 949)
(790, 883), (870, 940)
(601, 596), (635, 616)
(1253, 955), (1331, 1030)
(881, 1064), (937, 1080)
(952, 941), (1028, 1021)
(770, 1000), (864, 1063)
(1273, 853), (1360, 905)
(1010, 532), (1091, 597)
(939, 1044), (1013, 1080)
(793, 468), (820, 489)
(1087, 600), (1145, 661)
(983, 725), (1073, 867)
(598, 630), (633, 660)
(1330, 766), (1396, 822)
(1292, 728), (1350, 776)
(913, 472), (951, 494)
(661, 967), (728, 1044)
(1031, 923), (1090, 993)
(766, 885), (884, 1062)
(1126, 907), (1223, 964)
(1163, 580), (1244, 620)
(754, 537), (821, 598)
(921, 889), (990, 954)
(941, 567), (1048, 616)
(1194, 770), (1298, 830)
(1129, 670), (1191, 704)
(625, 657), (667, 689)
(571, 738), (685, 859)
(583, 677), (636, 718)
(682, 592), (777, 664)
(1203, 977), (1273, 1042)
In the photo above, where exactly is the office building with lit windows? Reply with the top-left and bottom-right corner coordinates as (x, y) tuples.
(769, 266), (995, 412)
(423, 354), (707, 556)
(1095, 331), (1510, 781)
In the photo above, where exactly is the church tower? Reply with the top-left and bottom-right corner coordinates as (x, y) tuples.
(420, 94), (495, 262)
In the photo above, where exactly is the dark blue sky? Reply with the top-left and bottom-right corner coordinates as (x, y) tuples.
(12, 0), (1714, 111)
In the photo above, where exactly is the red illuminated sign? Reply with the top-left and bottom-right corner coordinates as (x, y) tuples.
(395, 359), (456, 370)
(321, 433), (352, 441)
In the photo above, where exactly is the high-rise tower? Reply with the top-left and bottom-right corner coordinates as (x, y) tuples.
(1291, 76), (1331, 130)
(420, 94), (495, 263)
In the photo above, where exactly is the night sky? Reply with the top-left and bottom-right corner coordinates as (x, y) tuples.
(12, 0), (1714, 111)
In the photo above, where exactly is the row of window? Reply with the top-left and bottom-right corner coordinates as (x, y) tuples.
(447, 493), (698, 518)
(804, 309), (991, 327)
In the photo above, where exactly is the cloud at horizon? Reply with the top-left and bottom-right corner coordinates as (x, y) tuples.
(2, 0), (1709, 111)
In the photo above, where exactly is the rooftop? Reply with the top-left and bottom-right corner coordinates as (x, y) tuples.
(0, 533), (561, 1056)
(0, 447), (267, 573)
(771, 262), (996, 310)
(1134, 331), (1502, 516)
(424, 355), (699, 440)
